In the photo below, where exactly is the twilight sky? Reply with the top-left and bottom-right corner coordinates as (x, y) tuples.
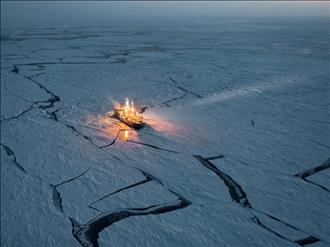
(1, 1), (329, 29)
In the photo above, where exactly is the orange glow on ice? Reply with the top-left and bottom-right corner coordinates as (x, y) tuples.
(85, 100), (185, 146)
(86, 113), (139, 143)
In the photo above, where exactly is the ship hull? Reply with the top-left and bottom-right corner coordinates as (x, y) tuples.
(113, 110), (145, 129)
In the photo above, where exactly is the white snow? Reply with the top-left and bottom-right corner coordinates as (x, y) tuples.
(1, 17), (329, 247)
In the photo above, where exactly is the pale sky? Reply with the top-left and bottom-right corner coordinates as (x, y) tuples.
(1, 1), (329, 29)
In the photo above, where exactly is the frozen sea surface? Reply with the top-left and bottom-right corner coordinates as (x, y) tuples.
(1, 17), (329, 247)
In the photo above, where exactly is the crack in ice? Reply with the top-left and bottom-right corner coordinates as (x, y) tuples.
(294, 158), (330, 192)
(193, 155), (321, 246)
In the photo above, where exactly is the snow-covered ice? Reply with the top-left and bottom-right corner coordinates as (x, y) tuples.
(1, 17), (329, 246)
